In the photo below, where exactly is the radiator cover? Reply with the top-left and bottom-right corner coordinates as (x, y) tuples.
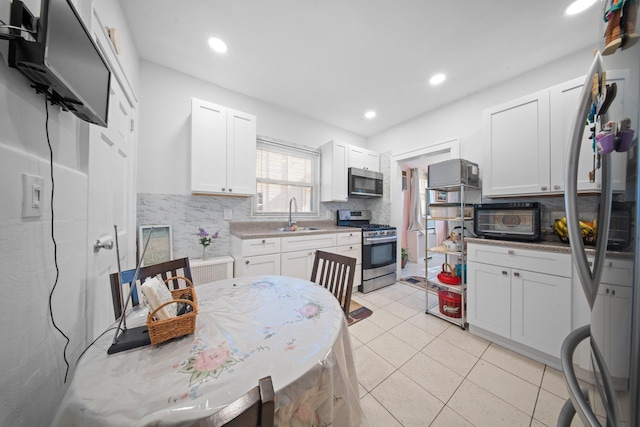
(190, 256), (234, 285)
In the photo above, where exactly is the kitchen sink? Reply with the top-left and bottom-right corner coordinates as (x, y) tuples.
(274, 226), (322, 232)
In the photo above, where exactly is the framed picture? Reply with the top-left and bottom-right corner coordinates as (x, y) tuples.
(138, 225), (172, 266)
(436, 191), (448, 202)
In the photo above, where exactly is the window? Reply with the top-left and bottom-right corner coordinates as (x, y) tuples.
(254, 138), (319, 216)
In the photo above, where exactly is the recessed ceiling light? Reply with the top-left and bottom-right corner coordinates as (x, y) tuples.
(208, 37), (228, 54)
(429, 73), (446, 85)
(364, 111), (376, 119)
(565, 0), (597, 15)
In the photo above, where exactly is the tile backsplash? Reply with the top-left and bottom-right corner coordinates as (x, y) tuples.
(137, 153), (392, 261)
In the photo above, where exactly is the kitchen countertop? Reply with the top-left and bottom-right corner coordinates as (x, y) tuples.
(230, 220), (359, 239)
(466, 237), (632, 259)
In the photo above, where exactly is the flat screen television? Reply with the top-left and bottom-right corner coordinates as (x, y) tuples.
(8, 0), (111, 127)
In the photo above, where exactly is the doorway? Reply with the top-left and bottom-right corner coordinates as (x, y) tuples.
(390, 139), (459, 279)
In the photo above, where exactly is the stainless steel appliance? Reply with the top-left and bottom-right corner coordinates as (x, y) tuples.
(427, 158), (480, 188)
(473, 202), (542, 242)
(348, 167), (383, 198)
(337, 209), (397, 293)
(559, 50), (639, 427)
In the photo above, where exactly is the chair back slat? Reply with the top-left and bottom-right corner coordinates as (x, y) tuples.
(194, 376), (275, 427)
(310, 250), (357, 316)
(109, 257), (192, 320)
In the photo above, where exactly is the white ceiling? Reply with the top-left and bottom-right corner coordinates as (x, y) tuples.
(119, 0), (603, 137)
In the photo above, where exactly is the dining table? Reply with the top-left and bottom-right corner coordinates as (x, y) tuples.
(53, 275), (364, 426)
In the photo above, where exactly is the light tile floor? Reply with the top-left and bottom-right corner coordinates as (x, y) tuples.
(350, 261), (580, 427)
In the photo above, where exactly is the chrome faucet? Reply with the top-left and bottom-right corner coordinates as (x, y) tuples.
(288, 197), (297, 227)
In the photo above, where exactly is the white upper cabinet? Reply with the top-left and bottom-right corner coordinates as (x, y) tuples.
(320, 141), (381, 201)
(348, 145), (380, 172)
(320, 140), (349, 202)
(191, 98), (256, 196)
(482, 89), (551, 197)
(483, 70), (632, 198)
(549, 70), (628, 193)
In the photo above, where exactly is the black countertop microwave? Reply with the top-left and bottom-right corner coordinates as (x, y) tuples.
(348, 167), (383, 198)
(474, 202), (542, 242)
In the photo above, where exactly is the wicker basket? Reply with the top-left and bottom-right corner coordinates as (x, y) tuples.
(146, 276), (198, 346)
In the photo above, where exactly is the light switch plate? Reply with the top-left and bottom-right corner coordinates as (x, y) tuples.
(22, 173), (44, 218)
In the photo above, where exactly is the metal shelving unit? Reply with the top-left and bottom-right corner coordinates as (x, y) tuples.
(425, 183), (479, 329)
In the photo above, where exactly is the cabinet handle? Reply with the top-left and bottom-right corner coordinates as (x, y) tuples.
(502, 270), (508, 275)
(541, 186), (548, 191)
(553, 185), (561, 190)
(245, 260), (250, 265)
(262, 240), (266, 244)
(514, 272), (520, 277)
(612, 289), (616, 296)
(508, 250), (515, 255)
(222, 187), (225, 191)
(606, 288), (610, 294)
(228, 188), (232, 192)
(608, 261), (613, 267)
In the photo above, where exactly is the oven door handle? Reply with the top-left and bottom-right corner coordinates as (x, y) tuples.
(363, 236), (397, 245)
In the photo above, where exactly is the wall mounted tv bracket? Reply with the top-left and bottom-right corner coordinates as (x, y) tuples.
(5, 1), (72, 110)
(0, 1), (37, 42)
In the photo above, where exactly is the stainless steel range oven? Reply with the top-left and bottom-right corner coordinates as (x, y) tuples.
(337, 209), (397, 293)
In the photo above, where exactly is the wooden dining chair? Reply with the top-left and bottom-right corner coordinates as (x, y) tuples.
(109, 257), (193, 320)
(310, 250), (357, 316)
(194, 376), (275, 427)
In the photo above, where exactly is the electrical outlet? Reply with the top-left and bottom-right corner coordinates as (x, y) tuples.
(223, 209), (232, 220)
(22, 173), (44, 218)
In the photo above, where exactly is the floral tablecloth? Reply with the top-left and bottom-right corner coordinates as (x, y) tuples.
(53, 276), (364, 426)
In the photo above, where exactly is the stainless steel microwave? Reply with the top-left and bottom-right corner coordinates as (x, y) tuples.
(348, 167), (383, 198)
(474, 202), (541, 241)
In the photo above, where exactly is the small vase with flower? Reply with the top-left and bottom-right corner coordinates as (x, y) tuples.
(197, 227), (220, 260)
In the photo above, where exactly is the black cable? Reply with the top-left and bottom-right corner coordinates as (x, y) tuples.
(45, 96), (71, 383)
(76, 326), (119, 365)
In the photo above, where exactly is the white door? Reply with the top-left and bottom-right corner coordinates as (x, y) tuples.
(86, 77), (136, 340)
(281, 250), (315, 280)
(238, 254), (281, 276)
(191, 99), (227, 194)
(511, 269), (571, 358)
(467, 262), (511, 338)
(482, 89), (551, 196)
(227, 108), (257, 195)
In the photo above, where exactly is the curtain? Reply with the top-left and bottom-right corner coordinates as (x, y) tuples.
(407, 168), (425, 232)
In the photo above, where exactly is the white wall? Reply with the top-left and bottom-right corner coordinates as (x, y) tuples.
(0, 36), (90, 427)
(137, 61), (366, 195)
(0, 1), (138, 425)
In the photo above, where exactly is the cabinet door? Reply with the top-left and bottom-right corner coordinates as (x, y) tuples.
(482, 90), (550, 196)
(281, 250), (316, 280)
(191, 98), (227, 193)
(226, 109), (257, 196)
(511, 270), (571, 358)
(549, 72), (627, 194)
(349, 146), (380, 171)
(467, 262), (511, 338)
(593, 284), (633, 380)
(236, 254), (281, 277)
(321, 141), (348, 202)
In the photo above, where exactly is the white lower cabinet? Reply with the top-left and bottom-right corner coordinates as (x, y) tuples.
(510, 269), (571, 357)
(467, 242), (572, 360)
(592, 284), (632, 380)
(467, 262), (511, 337)
(232, 231), (361, 283)
(325, 232), (362, 288)
(236, 253), (281, 276)
(573, 258), (633, 382)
